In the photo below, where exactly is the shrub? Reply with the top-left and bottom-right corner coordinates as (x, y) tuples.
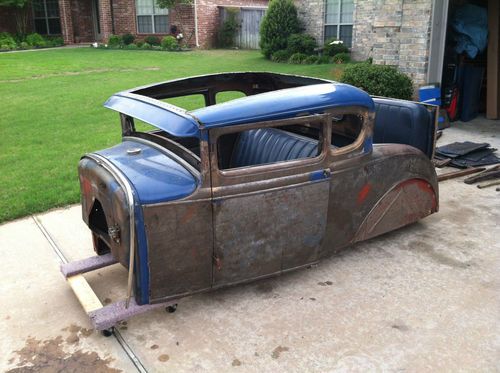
(287, 34), (317, 55)
(217, 7), (239, 48)
(317, 55), (331, 64)
(135, 40), (144, 48)
(26, 33), (46, 47)
(161, 35), (178, 51)
(323, 38), (349, 57)
(45, 36), (64, 47)
(126, 43), (138, 50)
(260, 0), (300, 59)
(0, 32), (17, 50)
(108, 34), (122, 47)
(141, 42), (152, 50)
(19, 41), (29, 49)
(122, 33), (135, 45)
(144, 35), (160, 46)
(332, 52), (351, 64)
(288, 52), (308, 64)
(304, 55), (320, 64)
(271, 49), (291, 63)
(341, 63), (414, 100)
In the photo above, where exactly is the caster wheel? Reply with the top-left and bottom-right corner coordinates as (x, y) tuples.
(166, 304), (178, 313)
(101, 327), (114, 337)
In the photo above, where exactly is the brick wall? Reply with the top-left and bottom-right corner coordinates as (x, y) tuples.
(195, 0), (268, 48)
(294, 0), (324, 45)
(352, 0), (433, 86)
(293, 0), (433, 86)
(71, 0), (94, 43)
(0, 6), (19, 34)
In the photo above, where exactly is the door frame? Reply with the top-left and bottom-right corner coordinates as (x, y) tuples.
(427, 0), (449, 84)
(208, 114), (333, 286)
(91, 0), (102, 41)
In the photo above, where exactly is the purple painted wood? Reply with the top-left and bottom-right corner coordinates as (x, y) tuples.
(60, 253), (118, 278)
(88, 298), (177, 330)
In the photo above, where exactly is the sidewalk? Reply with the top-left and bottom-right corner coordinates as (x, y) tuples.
(1, 117), (499, 372)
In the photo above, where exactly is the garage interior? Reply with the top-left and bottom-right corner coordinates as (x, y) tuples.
(428, 0), (500, 121)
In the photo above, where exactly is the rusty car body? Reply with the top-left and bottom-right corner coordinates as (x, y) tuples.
(77, 72), (439, 308)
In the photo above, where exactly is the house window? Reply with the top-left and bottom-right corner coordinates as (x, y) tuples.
(324, 0), (353, 48)
(32, 0), (61, 35)
(136, 0), (169, 34)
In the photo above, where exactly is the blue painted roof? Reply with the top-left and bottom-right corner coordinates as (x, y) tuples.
(96, 140), (198, 204)
(190, 83), (374, 128)
(105, 81), (374, 138)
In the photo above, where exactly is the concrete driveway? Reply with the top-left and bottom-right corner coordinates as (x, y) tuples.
(1, 118), (499, 372)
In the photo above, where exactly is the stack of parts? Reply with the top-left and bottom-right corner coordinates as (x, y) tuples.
(435, 141), (500, 168)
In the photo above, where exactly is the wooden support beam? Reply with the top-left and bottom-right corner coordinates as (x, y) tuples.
(68, 275), (103, 313)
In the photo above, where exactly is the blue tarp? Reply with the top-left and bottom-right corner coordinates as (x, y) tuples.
(452, 4), (488, 59)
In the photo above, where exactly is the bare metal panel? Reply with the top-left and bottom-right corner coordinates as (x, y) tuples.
(212, 179), (330, 286)
(143, 200), (213, 302)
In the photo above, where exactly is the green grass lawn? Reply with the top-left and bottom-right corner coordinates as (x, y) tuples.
(0, 48), (342, 223)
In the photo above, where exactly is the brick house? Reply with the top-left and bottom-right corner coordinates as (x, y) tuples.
(0, 0), (268, 48)
(295, 0), (500, 118)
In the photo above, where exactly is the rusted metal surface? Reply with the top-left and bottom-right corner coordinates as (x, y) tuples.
(75, 72), (439, 307)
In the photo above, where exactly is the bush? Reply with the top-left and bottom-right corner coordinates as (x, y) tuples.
(323, 38), (349, 57)
(0, 32), (17, 50)
(135, 40), (144, 48)
(46, 36), (64, 47)
(332, 52), (351, 64)
(144, 36), (160, 46)
(161, 35), (178, 51)
(287, 34), (317, 55)
(141, 42), (152, 50)
(108, 34), (122, 47)
(317, 55), (331, 64)
(341, 63), (414, 100)
(260, 0), (300, 59)
(217, 8), (239, 48)
(26, 33), (46, 47)
(19, 41), (29, 49)
(122, 33), (135, 45)
(126, 43), (138, 49)
(271, 49), (291, 63)
(288, 52), (308, 64)
(304, 55), (320, 64)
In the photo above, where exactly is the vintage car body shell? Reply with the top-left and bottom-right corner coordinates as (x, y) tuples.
(79, 72), (438, 306)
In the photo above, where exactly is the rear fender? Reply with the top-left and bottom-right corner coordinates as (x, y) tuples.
(354, 178), (438, 242)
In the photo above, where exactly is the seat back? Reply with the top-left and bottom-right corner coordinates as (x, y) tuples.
(373, 97), (435, 158)
(230, 128), (318, 168)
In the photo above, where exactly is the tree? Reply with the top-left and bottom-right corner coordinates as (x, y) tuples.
(156, 0), (192, 8)
(259, 0), (300, 59)
(0, 0), (31, 36)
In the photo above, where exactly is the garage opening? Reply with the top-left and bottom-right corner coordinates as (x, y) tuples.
(429, 0), (499, 121)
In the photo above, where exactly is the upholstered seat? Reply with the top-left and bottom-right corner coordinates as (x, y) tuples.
(373, 98), (435, 158)
(230, 128), (319, 168)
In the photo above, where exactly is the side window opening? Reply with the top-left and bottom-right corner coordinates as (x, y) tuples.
(330, 114), (363, 148)
(217, 122), (323, 171)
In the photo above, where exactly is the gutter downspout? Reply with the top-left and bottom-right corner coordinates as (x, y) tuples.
(194, 0), (200, 47)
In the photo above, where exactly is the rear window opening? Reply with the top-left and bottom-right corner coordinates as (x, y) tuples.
(131, 119), (202, 172)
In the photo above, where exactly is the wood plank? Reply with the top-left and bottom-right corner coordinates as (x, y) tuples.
(68, 274), (103, 313)
(487, 0), (500, 119)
